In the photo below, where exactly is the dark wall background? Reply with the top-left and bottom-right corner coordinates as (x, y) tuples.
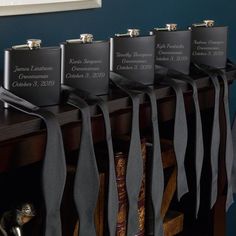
(0, 0), (235, 235)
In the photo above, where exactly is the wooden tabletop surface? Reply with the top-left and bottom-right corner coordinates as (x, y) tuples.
(0, 68), (235, 143)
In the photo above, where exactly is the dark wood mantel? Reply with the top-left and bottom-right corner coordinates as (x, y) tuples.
(0, 69), (235, 144)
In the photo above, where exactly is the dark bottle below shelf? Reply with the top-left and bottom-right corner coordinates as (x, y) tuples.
(61, 34), (110, 95)
(4, 39), (61, 108)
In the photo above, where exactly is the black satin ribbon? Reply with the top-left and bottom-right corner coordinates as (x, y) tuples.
(225, 60), (236, 195)
(194, 65), (221, 210)
(110, 72), (164, 236)
(61, 85), (118, 236)
(208, 78), (221, 209)
(232, 112), (236, 194)
(194, 64), (234, 210)
(0, 87), (67, 236)
(156, 70), (189, 202)
(146, 90), (164, 236)
(163, 69), (209, 214)
(64, 91), (99, 236)
(214, 69), (234, 210)
(110, 72), (144, 236)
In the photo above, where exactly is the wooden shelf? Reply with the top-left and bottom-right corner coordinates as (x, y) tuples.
(164, 211), (184, 236)
(0, 69), (235, 143)
(0, 69), (235, 174)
